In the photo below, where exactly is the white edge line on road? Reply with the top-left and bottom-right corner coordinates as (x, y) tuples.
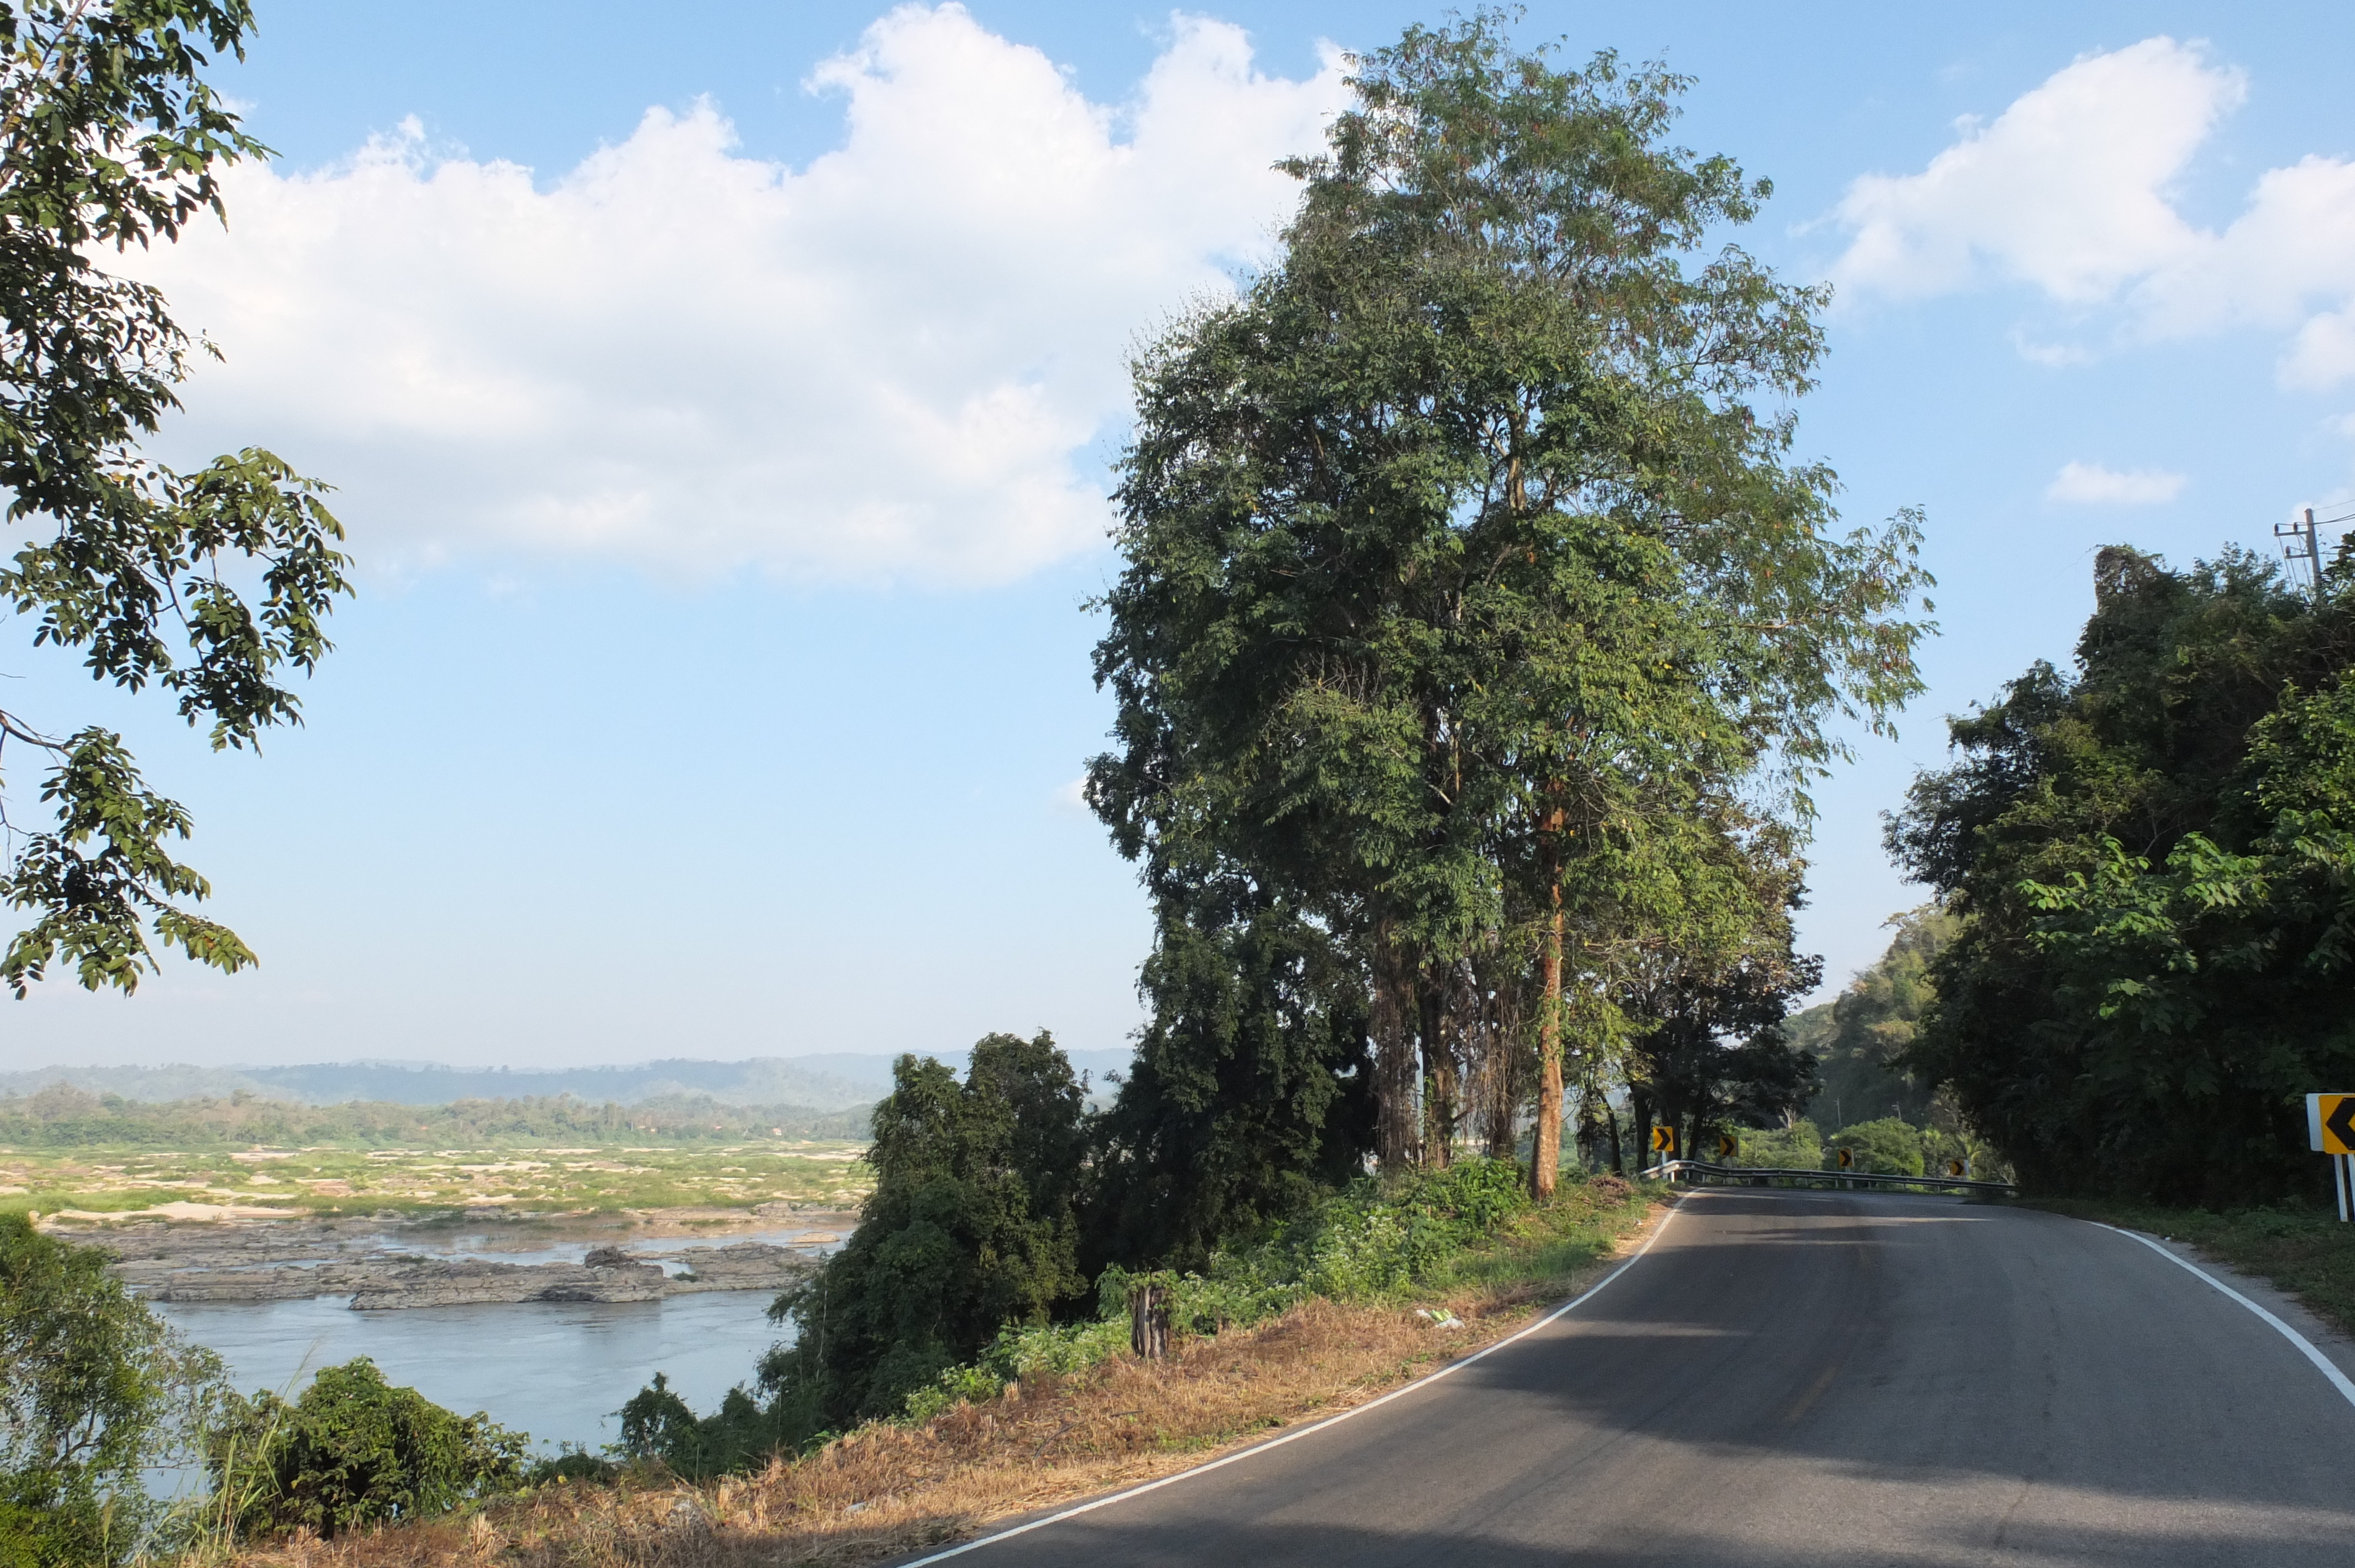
(2095, 1222), (2355, 1410)
(894, 1195), (1688, 1567)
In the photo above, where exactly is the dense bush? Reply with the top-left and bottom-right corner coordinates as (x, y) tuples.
(0, 1214), (223, 1567)
(208, 1358), (526, 1538)
(1736, 1122), (1822, 1169)
(612, 1374), (779, 1482)
(610, 1033), (1090, 1466)
(1820, 1118), (1926, 1177)
(902, 1157), (1543, 1421)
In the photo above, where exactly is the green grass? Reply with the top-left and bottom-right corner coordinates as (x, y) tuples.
(0, 1141), (873, 1222)
(1431, 1176), (1657, 1295)
(898, 1167), (1657, 1425)
(2020, 1197), (2355, 1338)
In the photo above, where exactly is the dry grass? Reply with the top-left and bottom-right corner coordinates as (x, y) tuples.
(210, 1188), (1669, 1568)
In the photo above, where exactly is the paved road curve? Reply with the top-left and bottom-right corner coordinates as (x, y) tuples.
(908, 1190), (2355, 1566)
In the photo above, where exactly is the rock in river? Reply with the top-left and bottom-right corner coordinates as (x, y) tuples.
(349, 1254), (670, 1310)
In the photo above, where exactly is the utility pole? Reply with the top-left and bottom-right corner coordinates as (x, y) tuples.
(2275, 509), (2321, 596)
(2276, 505), (2353, 598)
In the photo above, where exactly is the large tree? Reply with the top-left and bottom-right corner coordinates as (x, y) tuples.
(0, 1), (349, 997)
(1089, 13), (1929, 1194)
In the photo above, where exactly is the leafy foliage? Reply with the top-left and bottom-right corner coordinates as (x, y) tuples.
(1084, 887), (1375, 1271)
(613, 1374), (776, 1483)
(207, 1358), (526, 1539)
(1890, 544), (2355, 1201)
(0, 0), (350, 996)
(1819, 1117), (1926, 1177)
(1734, 1119), (1820, 1168)
(1620, 849), (1823, 1159)
(754, 1034), (1089, 1436)
(909, 1158), (1575, 1421)
(0, 1212), (224, 1566)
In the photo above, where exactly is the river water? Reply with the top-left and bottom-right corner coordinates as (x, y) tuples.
(152, 1228), (818, 1460)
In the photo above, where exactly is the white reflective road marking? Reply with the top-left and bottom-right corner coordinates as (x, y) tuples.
(2099, 1223), (2355, 1410)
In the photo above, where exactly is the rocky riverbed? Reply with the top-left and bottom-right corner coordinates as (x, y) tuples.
(78, 1210), (850, 1308)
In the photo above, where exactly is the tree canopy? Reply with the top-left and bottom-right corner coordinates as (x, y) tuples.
(0, 0), (349, 997)
(1890, 544), (2355, 1202)
(1088, 11), (1929, 1205)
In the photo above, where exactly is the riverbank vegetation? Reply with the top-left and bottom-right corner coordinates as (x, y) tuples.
(1, 1214), (224, 1566)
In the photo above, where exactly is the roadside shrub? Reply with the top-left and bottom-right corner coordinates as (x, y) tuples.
(614, 1374), (783, 1481)
(1822, 1118), (1927, 1177)
(522, 1444), (616, 1486)
(0, 1213), (224, 1567)
(208, 1358), (526, 1538)
(1737, 1122), (1822, 1169)
(898, 1157), (1548, 1422)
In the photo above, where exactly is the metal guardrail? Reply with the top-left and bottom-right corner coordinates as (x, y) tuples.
(1640, 1158), (2018, 1197)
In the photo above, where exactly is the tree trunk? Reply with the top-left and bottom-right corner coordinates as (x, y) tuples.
(1531, 794), (1565, 1198)
(1372, 920), (1419, 1172)
(1419, 978), (1455, 1169)
(1129, 1283), (1170, 1360)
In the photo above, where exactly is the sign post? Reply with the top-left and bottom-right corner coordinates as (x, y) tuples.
(2306, 1094), (2355, 1222)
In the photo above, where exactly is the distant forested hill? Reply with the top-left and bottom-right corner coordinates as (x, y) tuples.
(0, 1082), (873, 1148)
(0, 1048), (1136, 1114)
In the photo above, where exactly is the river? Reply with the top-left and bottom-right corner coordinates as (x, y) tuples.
(152, 1228), (817, 1460)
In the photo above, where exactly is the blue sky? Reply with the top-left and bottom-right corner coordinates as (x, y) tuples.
(9, 2), (2355, 1069)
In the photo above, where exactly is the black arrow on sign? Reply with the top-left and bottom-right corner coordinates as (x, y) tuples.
(2328, 1096), (2355, 1151)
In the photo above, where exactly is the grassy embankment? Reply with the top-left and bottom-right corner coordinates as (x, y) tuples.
(210, 1172), (1664, 1568)
(2019, 1198), (2355, 1339)
(1, 1142), (873, 1222)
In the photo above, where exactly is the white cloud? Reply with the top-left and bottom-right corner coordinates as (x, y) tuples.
(2045, 460), (2187, 505)
(1832, 39), (2239, 304)
(1829, 38), (2355, 389)
(114, 5), (1344, 584)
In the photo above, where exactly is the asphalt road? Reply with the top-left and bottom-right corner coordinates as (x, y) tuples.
(909, 1189), (2355, 1566)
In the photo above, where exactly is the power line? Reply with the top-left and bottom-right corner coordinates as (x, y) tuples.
(2274, 506), (2351, 596)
